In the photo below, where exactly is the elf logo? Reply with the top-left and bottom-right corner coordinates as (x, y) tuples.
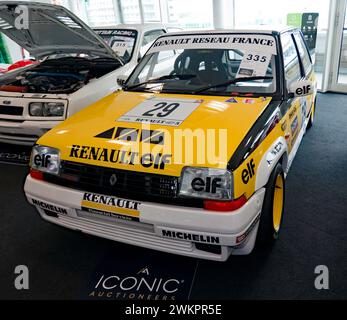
(33, 154), (51, 168)
(95, 127), (164, 145)
(191, 177), (222, 194)
(296, 85), (311, 96)
(242, 159), (256, 184)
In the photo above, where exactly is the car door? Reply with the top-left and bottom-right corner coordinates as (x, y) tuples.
(293, 32), (315, 122)
(280, 32), (306, 152)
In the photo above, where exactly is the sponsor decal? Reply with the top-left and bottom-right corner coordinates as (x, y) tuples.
(76, 126), (229, 167)
(95, 127), (165, 145)
(281, 120), (287, 131)
(84, 252), (196, 300)
(33, 153), (51, 168)
(225, 97), (238, 103)
(161, 230), (220, 244)
(242, 159), (256, 184)
(236, 214), (261, 244)
(94, 29), (136, 37)
(81, 193), (141, 221)
(288, 105), (297, 120)
(266, 141), (284, 165)
(32, 199), (67, 215)
(236, 52), (271, 78)
(117, 97), (201, 127)
(148, 35), (277, 55)
(295, 84), (311, 96)
(301, 98), (307, 117)
(291, 116), (299, 135)
(243, 99), (255, 104)
(69, 145), (172, 170)
(191, 177), (223, 194)
(238, 67), (254, 77)
(301, 98), (307, 126)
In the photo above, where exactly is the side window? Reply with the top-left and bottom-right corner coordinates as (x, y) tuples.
(281, 33), (302, 86)
(157, 50), (175, 62)
(142, 29), (166, 47)
(136, 51), (177, 82)
(294, 33), (312, 76)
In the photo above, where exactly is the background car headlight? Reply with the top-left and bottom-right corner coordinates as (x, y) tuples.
(179, 167), (233, 200)
(29, 102), (65, 117)
(29, 102), (43, 116)
(30, 145), (60, 175)
(43, 102), (65, 117)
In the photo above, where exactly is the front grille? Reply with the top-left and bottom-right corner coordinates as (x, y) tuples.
(44, 161), (203, 208)
(0, 119), (24, 123)
(0, 105), (23, 116)
(0, 132), (38, 139)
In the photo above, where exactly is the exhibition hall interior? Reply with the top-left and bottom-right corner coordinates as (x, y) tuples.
(0, 0), (346, 302)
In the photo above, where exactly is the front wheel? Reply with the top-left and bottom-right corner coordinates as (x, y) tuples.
(256, 163), (285, 247)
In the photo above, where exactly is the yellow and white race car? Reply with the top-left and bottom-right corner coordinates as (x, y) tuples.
(24, 28), (317, 261)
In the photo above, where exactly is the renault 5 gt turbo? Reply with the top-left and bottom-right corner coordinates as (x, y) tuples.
(24, 28), (317, 261)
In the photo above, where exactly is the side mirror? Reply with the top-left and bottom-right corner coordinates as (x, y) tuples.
(138, 54), (142, 63)
(117, 74), (128, 88)
(289, 80), (314, 98)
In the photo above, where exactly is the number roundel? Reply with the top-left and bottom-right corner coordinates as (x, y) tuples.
(247, 54), (267, 63)
(143, 102), (180, 118)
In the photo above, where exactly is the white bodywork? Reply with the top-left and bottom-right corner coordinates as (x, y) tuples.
(0, 2), (172, 145)
(24, 175), (265, 261)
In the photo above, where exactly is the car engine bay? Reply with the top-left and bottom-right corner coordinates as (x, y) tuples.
(0, 57), (121, 94)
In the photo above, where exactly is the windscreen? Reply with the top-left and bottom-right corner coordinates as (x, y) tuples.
(95, 29), (138, 63)
(126, 33), (278, 95)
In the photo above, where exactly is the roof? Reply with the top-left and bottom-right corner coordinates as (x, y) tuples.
(93, 23), (170, 32)
(161, 26), (298, 37)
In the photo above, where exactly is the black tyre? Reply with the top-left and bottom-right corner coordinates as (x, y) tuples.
(256, 162), (285, 247)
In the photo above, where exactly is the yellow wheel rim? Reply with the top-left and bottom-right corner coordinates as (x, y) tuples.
(273, 174), (284, 232)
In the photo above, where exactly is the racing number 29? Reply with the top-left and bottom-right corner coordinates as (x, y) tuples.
(143, 102), (180, 118)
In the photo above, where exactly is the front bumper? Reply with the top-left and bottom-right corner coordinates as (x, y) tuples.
(0, 120), (61, 145)
(24, 175), (265, 261)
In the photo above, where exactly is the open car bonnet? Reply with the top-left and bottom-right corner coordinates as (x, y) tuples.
(0, 1), (118, 60)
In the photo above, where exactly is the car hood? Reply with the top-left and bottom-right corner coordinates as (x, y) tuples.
(0, 2), (118, 60)
(38, 91), (273, 176)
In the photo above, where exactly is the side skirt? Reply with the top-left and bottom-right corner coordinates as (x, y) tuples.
(285, 117), (309, 176)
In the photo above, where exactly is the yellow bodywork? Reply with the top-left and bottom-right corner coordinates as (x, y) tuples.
(37, 86), (314, 200)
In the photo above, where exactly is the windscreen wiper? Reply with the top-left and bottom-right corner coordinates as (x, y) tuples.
(125, 74), (197, 90)
(193, 76), (273, 94)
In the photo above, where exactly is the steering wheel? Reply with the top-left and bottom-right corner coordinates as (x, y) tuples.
(169, 68), (204, 84)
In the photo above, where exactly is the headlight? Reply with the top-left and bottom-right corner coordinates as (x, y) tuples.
(179, 167), (233, 200)
(29, 102), (43, 116)
(29, 102), (65, 117)
(43, 102), (65, 116)
(30, 145), (60, 175)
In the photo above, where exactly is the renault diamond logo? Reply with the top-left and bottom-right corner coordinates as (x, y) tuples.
(110, 174), (118, 186)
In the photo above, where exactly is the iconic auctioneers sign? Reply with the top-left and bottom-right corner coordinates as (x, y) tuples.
(147, 34), (278, 55)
